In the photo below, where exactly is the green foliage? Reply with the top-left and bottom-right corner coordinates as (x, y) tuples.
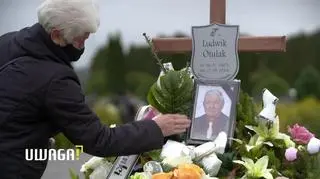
(147, 69), (194, 115)
(233, 90), (258, 145)
(232, 119), (294, 177)
(129, 172), (150, 179)
(233, 156), (273, 179)
(85, 39), (108, 96)
(84, 169), (93, 179)
(216, 152), (237, 176)
(305, 153), (320, 179)
(278, 148), (320, 179)
(53, 133), (74, 149)
(85, 69), (108, 96)
(161, 163), (175, 173)
(294, 65), (320, 100)
(125, 45), (160, 77)
(92, 100), (122, 126)
(139, 149), (162, 167)
(251, 66), (290, 98)
(230, 90), (306, 179)
(125, 71), (157, 100)
(105, 34), (127, 95)
(277, 97), (320, 137)
(69, 168), (80, 179)
(235, 52), (260, 93)
(85, 34), (127, 96)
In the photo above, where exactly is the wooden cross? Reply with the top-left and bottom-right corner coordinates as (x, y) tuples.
(152, 0), (286, 53)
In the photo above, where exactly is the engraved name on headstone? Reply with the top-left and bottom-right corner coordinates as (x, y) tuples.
(191, 23), (240, 81)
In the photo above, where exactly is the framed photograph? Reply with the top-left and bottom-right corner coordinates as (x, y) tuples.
(186, 79), (241, 146)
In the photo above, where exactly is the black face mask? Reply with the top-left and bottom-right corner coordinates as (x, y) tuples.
(62, 44), (85, 62)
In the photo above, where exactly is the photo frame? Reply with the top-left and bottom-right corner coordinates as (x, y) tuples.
(186, 79), (241, 146)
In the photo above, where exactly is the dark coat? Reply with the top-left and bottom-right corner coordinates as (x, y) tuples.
(191, 113), (229, 140)
(0, 23), (164, 179)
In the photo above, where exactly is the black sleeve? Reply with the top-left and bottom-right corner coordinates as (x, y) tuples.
(44, 74), (164, 157)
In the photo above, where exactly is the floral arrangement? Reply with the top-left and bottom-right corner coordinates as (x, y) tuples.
(70, 34), (320, 179)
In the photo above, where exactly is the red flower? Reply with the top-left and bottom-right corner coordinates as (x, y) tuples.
(288, 124), (315, 144)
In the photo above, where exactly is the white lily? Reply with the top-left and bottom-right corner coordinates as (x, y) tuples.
(245, 116), (295, 152)
(234, 156), (273, 179)
(80, 157), (105, 173)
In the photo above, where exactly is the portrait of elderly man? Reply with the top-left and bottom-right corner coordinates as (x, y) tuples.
(191, 88), (230, 141)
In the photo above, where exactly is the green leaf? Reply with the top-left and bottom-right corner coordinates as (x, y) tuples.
(245, 125), (255, 131)
(246, 145), (256, 152)
(263, 170), (273, 179)
(147, 85), (167, 113)
(68, 168), (79, 179)
(233, 160), (245, 165)
(147, 69), (194, 115)
(257, 122), (269, 138)
(248, 134), (259, 145)
(242, 157), (255, 171)
(130, 172), (150, 179)
(217, 152), (237, 176)
(263, 142), (274, 147)
(255, 156), (269, 172)
(231, 138), (244, 144)
(269, 116), (280, 138)
(240, 175), (247, 179)
(256, 136), (266, 146)
(276, 133), (295, 148)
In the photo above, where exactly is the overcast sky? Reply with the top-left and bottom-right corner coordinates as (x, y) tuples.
(0, 0), (319, 69)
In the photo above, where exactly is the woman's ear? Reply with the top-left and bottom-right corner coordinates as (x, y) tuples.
(50, 29), (67, 46)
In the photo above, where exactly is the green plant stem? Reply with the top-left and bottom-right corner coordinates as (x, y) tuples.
(142, 33), (167, 73)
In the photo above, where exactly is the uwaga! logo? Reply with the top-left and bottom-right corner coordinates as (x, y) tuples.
(25, 145), (83, 161)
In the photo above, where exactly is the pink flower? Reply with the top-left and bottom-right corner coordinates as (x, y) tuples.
(285, 147), (298, 161)
(288, 124), (315, 144)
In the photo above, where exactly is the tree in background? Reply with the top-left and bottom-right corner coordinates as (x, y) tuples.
(250, 62), (290, 98)
(85, 39), (109, 96)
(105, 33), (127, 95)
(294, 65), (320, 100)
(86, 33), (127, 96)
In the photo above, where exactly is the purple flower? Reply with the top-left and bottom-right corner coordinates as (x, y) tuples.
(288, 124), (315, 144)
(143, 106), (159, 120)
(285, 147), (298, 162)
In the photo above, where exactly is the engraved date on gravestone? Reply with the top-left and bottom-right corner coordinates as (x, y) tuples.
(191, 24), (240, 81)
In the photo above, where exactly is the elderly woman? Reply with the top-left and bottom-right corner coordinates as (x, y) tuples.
(0, 0), (190, 178)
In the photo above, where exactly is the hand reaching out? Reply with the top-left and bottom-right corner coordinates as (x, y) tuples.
(153, 114), (191, 137)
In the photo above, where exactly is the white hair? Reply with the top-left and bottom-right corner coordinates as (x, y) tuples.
(37, 0), (100, 43)
(204, 89), (225, 107)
